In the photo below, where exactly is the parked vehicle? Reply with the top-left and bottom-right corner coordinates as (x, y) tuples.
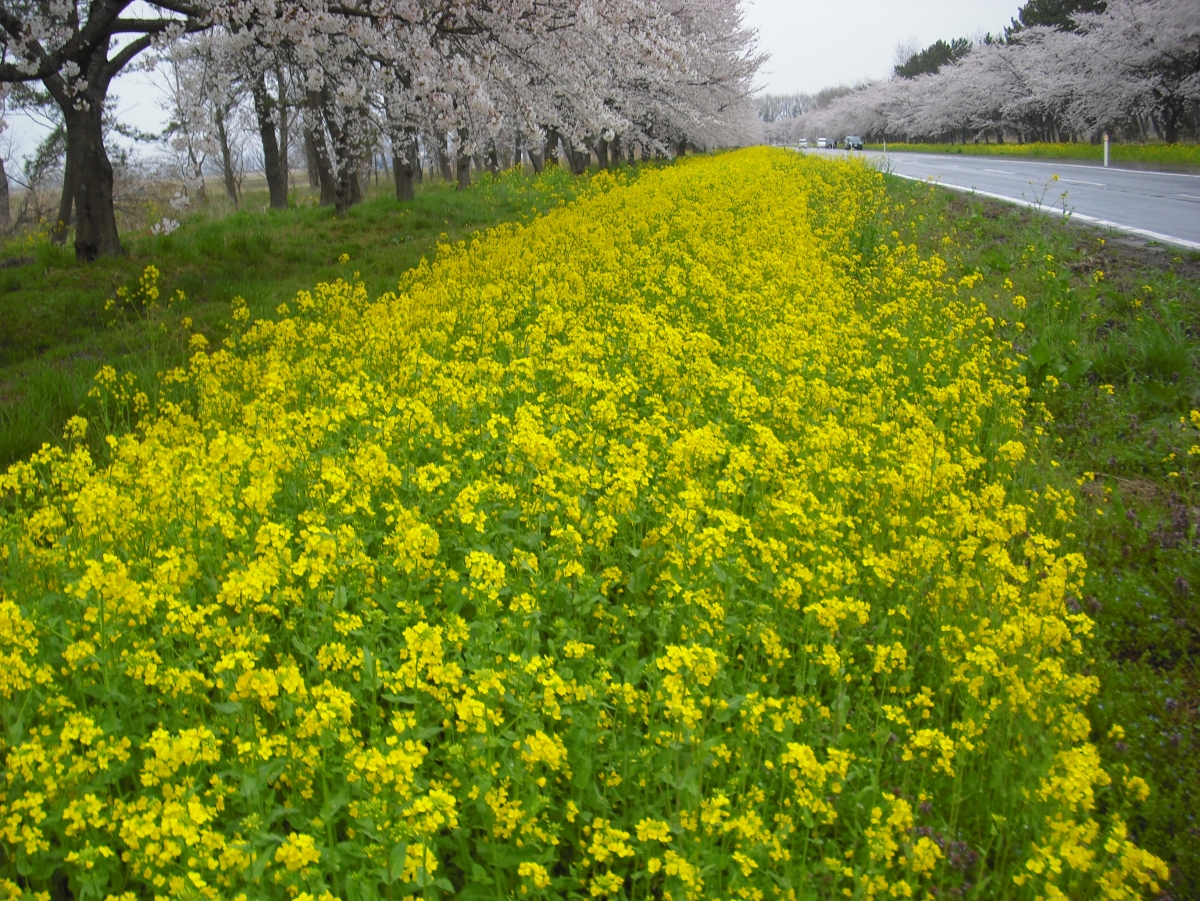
(817, 138), (829, 149)
(798, 138), (809, 149)
(845, 135), (863, 150)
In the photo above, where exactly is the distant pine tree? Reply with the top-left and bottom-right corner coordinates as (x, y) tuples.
(894, 38), (972, 79)
(1006, 0), (1108, 38)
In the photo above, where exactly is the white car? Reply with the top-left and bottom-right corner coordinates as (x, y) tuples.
(799, 138), (809, 149)
(817, 138), (828, 149)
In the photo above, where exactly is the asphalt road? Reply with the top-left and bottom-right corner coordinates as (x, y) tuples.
(805, 148), (1200, 250)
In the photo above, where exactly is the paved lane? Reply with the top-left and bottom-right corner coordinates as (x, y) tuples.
(809, 149), (1200, 250)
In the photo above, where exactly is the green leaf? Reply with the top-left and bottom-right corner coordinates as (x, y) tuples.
(470, 862), (494, 886)
(1063, 358), (1092, 386)
(389, 842), (409, 882)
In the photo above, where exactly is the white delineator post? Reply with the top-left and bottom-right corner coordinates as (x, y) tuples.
(1103, 133), (1109, 168)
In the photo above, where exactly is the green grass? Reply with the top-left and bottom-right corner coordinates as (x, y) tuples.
(886, 175), (1200, 897)
(0, 167), (588, 467)
(869, 141), (1200, 168)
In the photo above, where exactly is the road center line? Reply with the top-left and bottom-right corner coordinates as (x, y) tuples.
(1060, 178), (1106, 187)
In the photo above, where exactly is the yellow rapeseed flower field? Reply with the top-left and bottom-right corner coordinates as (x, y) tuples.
(0, 148), (1169, 901)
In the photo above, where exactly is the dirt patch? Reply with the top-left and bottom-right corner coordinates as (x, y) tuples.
(1107, 475), (1163, 505)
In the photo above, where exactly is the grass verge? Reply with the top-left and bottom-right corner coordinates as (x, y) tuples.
(0, 167), (587, 468)
(868, 141), (1200, 169)
(885, 172), (1200, 897)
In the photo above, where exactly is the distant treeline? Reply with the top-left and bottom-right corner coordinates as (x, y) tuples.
(761, 0), (1199, 146)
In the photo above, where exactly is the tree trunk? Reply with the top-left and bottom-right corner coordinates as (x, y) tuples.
(307, 125), (338, 206)
(319, 160), (336, 207)
(314, 103), (355, 217)
(568, 140), (588, 175)
(275, 66), (290, 198)
(330, 136), (354, 217)
(0, 158), (10, 235)
(253, 74), (288, 210)
(546, 128), (562, 167)
(1157, 102), (1181, 144)
(456, 129), (471, 190)
(190, 146), (207, 201)
(304, 128), (321, 188)
(528, 135), (544, 173)
(64, 101), (122, 262)
(49, 146), (75, 247)
(334, 170), (353, 217)
(216, 106), (240, 207)
(393, 132), (416, 201)
(436, 142), (453, 182)
(597, 138), (610, 170)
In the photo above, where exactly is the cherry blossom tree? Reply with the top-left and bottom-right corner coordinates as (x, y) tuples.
(0, 0), (209, 260)
(2, 0), (763, 250)
(795, 0), (1198, 146)
(1068, 0), (1200, 143)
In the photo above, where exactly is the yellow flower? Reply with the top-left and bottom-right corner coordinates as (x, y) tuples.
(275, 833), (321, 871)
(518, 861), (552, 889)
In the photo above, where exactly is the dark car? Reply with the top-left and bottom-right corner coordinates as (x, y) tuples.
(845, 135), (863, 150)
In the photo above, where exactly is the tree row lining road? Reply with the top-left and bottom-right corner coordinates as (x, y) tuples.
(803, 149), (1200, 251)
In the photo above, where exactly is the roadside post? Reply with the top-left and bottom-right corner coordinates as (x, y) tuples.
(1103, 132), (1109, 168)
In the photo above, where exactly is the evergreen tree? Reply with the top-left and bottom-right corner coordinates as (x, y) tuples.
(1006, 0), (1108, 37)
(894, 38), (972, 79)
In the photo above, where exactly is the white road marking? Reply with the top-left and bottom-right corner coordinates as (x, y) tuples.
(1179, 194), (1200, 201)
(984, 168), (1015, 175)
(1061, 178), (1106, 187)
(876, 150), (1200, 179)
(889, 173), (1200, 250)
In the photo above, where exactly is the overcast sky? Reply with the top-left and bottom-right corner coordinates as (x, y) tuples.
(5, 1), (1026, 163)
(742, 0), (1022, 95)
